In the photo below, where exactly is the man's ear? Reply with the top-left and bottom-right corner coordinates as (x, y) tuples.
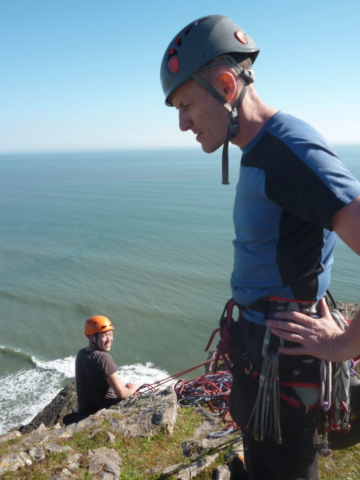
(218, 72), (237, 101)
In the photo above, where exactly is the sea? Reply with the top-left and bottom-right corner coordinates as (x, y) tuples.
(0, 145), (359, 434)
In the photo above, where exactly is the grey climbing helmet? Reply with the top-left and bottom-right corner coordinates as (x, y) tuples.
(160, 15), (260, 184)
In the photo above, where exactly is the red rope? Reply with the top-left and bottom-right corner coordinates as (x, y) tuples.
(135, 361), (239, 431)
(135, 359), (213, 395)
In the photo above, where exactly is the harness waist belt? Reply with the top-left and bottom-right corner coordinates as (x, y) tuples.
(235, 298), (319, 316)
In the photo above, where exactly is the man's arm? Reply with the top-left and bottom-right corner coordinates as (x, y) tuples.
(106, 373), (136, 399)
(266, 195), (360, 361)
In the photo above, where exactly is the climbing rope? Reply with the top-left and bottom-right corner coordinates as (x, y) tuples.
(135, 362), (239, 436)
(135, 360), (213, 396)
(174, 370), (239, 436)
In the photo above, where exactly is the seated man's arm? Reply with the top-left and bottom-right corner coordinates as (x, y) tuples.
(106, 373), (137, 399)
(266, 195), (360, 362)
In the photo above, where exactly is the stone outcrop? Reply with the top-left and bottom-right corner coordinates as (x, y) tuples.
(19, 382), (77, 434)
(0, 383), (245, 478)
(88, 447), (122, 479)
(336, 301), (360, 321)
(0, 430), (21, 444)
(108, 386), (178, 437)
(0, 387), (181, 477)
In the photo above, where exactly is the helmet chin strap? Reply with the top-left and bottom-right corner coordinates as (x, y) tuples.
(89, 333), (99, 350)
(191, 67), (255, 184)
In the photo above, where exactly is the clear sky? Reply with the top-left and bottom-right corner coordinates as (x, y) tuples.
(1, 0), (359, 153)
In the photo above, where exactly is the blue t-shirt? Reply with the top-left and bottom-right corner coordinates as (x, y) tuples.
(231, 112), (360, 325)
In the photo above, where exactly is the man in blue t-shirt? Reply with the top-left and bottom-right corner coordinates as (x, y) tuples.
(160, 15), (360, 480)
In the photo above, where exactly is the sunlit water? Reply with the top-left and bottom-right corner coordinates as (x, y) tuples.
(0, 145), (359, 433)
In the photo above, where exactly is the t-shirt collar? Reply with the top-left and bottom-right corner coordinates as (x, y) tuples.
(241, 111), (281, 154)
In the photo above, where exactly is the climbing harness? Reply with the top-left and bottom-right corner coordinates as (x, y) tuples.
(205, 293), (355, 455)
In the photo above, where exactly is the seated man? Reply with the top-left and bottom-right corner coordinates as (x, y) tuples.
(72, 315), (136, 421)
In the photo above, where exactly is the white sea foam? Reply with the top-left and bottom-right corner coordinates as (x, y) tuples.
(31, 356), (76, 378)
(0, 356), (170, 435)
(118, 362), (174, 389)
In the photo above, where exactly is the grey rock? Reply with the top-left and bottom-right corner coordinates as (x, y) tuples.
(0, 430), (21, 444)
(67, 452), (82, 464)
(230, 438), (244, 458)
(44, 442), (75, 454)
(182, 436), (227, 460)
(89, 427), (105, 438)
(106, 432), (116, 444)
(175, 453), (219, 480)
(88, 447), (122, 479)
(14, 430), (47, 451)
(19, 382), (77, 433)
(110, 386), (177, 438)
(161, 462), (183, 475)
(18, 451), (32, 467)
(109, 417), (121, 430)
(50, 470), (75, 480)
(36, 423), (47, 432)
(0, 452), (28, 474)
(192, 416), (221, 439)
(216, 464), (231, 480)
(61, 467), (75, 476)
(67, 462), (81, 471)
(28, 445), (45, 462)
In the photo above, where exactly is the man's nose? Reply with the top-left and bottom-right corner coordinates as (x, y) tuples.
(179, 112), (192, 132)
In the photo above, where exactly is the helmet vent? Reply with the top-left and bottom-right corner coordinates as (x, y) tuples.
(167, 48), (178, 61)
(175, 36), (182, 47)
(185, 24), (193, 36)
(195, 17), (209, 26)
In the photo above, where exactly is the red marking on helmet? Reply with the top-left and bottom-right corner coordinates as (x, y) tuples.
(235, 31), (247, 44)
(175, 36), (182, 46)
(169, 48), (175, 55)
(169, 56), (179, 73)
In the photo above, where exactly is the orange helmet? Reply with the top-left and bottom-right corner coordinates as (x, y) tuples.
(84, 315), (114, 337)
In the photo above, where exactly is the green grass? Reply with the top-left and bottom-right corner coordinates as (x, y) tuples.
(1, 407), (360, 479)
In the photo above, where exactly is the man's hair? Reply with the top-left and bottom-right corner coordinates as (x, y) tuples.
(230, 52), (253, 71)
(198, 53), (253, 86)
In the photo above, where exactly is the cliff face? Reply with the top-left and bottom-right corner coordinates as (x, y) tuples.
(0, 386), (245, 479)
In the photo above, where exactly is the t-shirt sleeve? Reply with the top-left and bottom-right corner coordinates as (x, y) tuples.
(266, 141), (360, 231)
(99, 353), (119, 379)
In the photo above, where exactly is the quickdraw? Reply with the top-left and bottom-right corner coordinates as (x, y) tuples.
(246, 327), (283, 443)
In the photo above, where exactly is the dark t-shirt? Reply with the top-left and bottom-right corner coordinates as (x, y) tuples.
(75, 347), (120, 413)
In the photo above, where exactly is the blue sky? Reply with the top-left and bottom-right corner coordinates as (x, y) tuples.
(1, 0), (359, 153)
